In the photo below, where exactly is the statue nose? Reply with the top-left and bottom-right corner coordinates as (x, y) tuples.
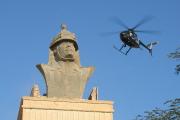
(66, 44), (71, 47)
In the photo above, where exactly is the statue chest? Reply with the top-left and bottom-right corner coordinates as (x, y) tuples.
(42, 65), (88, 98)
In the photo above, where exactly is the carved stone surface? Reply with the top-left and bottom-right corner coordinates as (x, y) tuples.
(30, 84), (40, 97)
(88, 87), (98, 100)
(17, 96), (114, 120)
(37, 24), (94, 98)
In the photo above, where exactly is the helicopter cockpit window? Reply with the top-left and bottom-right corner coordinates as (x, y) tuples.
(131, 33), (137, 39)
(129, 32), (133, 36)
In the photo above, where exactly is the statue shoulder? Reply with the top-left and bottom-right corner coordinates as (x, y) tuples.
(81, 66), (95, 79)
(36, 64), (57, 74)
(36, 64), (49, 70)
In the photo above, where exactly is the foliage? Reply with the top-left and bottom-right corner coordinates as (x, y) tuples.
(168, 48), (180, 74)
(134, 98), (180, 120)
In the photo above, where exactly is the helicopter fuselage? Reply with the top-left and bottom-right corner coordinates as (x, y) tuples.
(120, 31), (139, 48)
(112, 17), (158, 55)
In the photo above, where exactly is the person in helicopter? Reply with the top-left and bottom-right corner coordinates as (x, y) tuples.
(129, 32), (139, 45)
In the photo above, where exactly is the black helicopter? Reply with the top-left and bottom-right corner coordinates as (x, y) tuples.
(111, 17), (158, 55)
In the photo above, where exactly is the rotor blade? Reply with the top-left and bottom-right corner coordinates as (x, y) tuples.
(99, 31), (120, 37)
(134, 30), (160, 34)
(109, 17), (129, 29)
(132, 16), (154, 30)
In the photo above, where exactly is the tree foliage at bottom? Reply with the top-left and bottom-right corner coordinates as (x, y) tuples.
(168, 48), (180, 74)
(134, 98), (180, 120)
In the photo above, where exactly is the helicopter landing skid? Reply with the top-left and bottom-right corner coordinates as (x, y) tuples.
(113, 45), (131, 55)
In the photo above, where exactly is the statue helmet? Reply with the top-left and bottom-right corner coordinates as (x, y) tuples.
(49, 24), (78, 51)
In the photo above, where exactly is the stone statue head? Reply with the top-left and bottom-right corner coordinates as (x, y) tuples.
(48, 24), (81, 66)
(53, 40), (76, 61)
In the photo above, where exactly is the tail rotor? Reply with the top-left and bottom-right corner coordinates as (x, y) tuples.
(147, 41), (159, 55)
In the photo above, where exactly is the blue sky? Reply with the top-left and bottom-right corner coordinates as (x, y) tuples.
(0, 0), (180, 120)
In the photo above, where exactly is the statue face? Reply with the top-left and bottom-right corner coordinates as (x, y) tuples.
(56, 41), (76, 61)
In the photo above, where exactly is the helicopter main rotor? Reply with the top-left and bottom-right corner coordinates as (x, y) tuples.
(109, 16), (158, 34)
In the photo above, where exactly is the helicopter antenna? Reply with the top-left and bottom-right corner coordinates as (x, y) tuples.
(132, 16), (154, 30)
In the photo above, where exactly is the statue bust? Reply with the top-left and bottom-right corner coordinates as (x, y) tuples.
(36, 24), (94, 98)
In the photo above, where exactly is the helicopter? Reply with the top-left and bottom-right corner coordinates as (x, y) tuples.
(111, 17), (159, 55)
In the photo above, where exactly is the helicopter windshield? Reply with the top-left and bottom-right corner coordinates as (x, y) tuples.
(130, 32), (137, 39)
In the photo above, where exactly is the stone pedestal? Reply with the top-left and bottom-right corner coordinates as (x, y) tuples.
(17, 96), (114, 120)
